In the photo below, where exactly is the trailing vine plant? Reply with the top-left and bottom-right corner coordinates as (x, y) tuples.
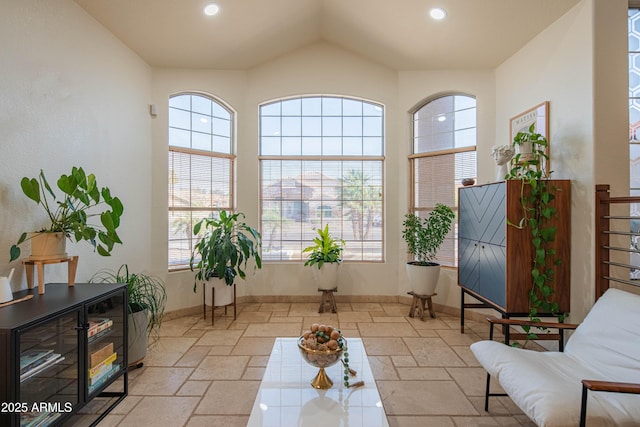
(505, 123), (567, 342)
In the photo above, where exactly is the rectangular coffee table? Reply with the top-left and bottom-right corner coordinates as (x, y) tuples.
(247, 337), (389, 427)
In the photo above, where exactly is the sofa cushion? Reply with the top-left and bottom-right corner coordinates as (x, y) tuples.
(565, 288), (640, 383)
(470, 288), (640, 426)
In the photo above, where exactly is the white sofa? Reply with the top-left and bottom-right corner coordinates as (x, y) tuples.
(470, 288), (640, 427)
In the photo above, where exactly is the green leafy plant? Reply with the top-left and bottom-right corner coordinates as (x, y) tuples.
(302, 224), (345, 269)
(506, 123), (567, 342)
(402, 204), (455, 265)
(90, 264), (166, 342)
(9, 167), (124, 261)
(190, 211), (262, 292)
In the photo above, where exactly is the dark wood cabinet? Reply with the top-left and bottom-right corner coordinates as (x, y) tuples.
(0, 283), (127, 426)
(458, 180), (571, 330)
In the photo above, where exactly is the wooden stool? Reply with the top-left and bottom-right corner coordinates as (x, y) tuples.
(203, 282), (236, 326)
(318, 288), (337, 313)
(22, 256), (78, 295)
(408, 291), (436, 320)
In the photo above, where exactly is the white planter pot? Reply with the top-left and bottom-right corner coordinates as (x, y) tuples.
(406, 262), (441, 295)
(204, 278), (235, 307)
(515, 141), (533, 162)
(128, 309), (149, 366)
(311, 262), (341, 290)
(30, 232), (67, 260)
(0, 276), (13, 304)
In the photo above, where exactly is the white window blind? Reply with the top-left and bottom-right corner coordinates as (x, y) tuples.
(410, 95), (477, 267)
(168, 93), (234, 270)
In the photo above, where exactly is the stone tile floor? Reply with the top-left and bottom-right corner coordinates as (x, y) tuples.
(97, 301), (536, 427)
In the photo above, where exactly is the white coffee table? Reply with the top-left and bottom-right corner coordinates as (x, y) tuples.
(247, 337), (389, 427)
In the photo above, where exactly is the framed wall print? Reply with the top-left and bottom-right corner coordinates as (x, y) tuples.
(509, 101), (550, 176)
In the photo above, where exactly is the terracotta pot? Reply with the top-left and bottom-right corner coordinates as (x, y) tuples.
(30, 232), (67, 260)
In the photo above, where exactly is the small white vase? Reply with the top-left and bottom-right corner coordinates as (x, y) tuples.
(311, 262), (341, 290)
(30, 232), (67, 260)
(406, 262), (441, 295)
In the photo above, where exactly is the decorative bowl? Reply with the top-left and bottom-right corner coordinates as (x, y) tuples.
(297, 336), (346, 389)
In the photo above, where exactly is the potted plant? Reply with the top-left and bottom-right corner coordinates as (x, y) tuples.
(190, 211), (262, 308)
(511, 123), (550, 178)
(9, 167), (124, 262)
(402, 204), (455, 295)
(506, 123), (566, 338)
(302, 224), (345, 290)
(90, 264), (166, 367)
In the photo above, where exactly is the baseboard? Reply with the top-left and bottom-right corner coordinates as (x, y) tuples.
(162, 305), (202, 321)
(239, 294), (402, 304)
(162, 294), (484, 321)
(162, 297), (497, 324)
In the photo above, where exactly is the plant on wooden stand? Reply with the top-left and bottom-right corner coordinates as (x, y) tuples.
(9, 167), (124, 261)
(402, 204), (455, 295)
(505, 123), (567, 341)
(303, 224), (345, 291)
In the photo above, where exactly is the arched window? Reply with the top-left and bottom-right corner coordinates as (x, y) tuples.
(409, 94), (477, 266)
(168, 93), (234, 270)
(259, 95), (385, 262)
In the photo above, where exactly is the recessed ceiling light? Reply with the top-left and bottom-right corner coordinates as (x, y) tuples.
(203, 3), (220, 16)
(430, 7), (447, 20)
(437, 115), (446, 122)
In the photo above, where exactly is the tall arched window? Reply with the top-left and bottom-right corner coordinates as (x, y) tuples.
(409, 94), (477, 266)
(259, 95), (385, 262)
(168, 93), (234, 270)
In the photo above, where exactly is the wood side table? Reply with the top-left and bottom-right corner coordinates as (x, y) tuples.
(22, 256), (79, 295)
(318, 288), (337, 313)
(408, 291), (437, 320)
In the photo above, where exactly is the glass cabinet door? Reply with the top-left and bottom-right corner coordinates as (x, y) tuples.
(85, 292), (126, 398)
(18, 310), (80, 426)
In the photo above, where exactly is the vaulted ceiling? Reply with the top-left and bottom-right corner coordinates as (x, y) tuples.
(74, 0), (580, 70)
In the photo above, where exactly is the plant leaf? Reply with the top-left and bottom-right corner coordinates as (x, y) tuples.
(20, 178), (40, 203)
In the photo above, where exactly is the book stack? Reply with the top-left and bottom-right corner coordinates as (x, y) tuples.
(87, 318), (113, 341)
(20, 349), (65, 382)
(88, 346), (118, 394)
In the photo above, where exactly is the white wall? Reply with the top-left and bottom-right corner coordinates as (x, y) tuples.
(495, 0), (628, 321)
(397, 70), (496, 310)
(150, 43), (498, 311)
(242, 43), (400, 300)
(150, 69), (248, 311)
(0, 0), (152, 290)
(1, 0), (629, 322)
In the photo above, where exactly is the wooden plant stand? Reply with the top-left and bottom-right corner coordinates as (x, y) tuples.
(318, 288), (337, 313)
(408, 291), (436, 320)
(22, 256), (78, 295)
